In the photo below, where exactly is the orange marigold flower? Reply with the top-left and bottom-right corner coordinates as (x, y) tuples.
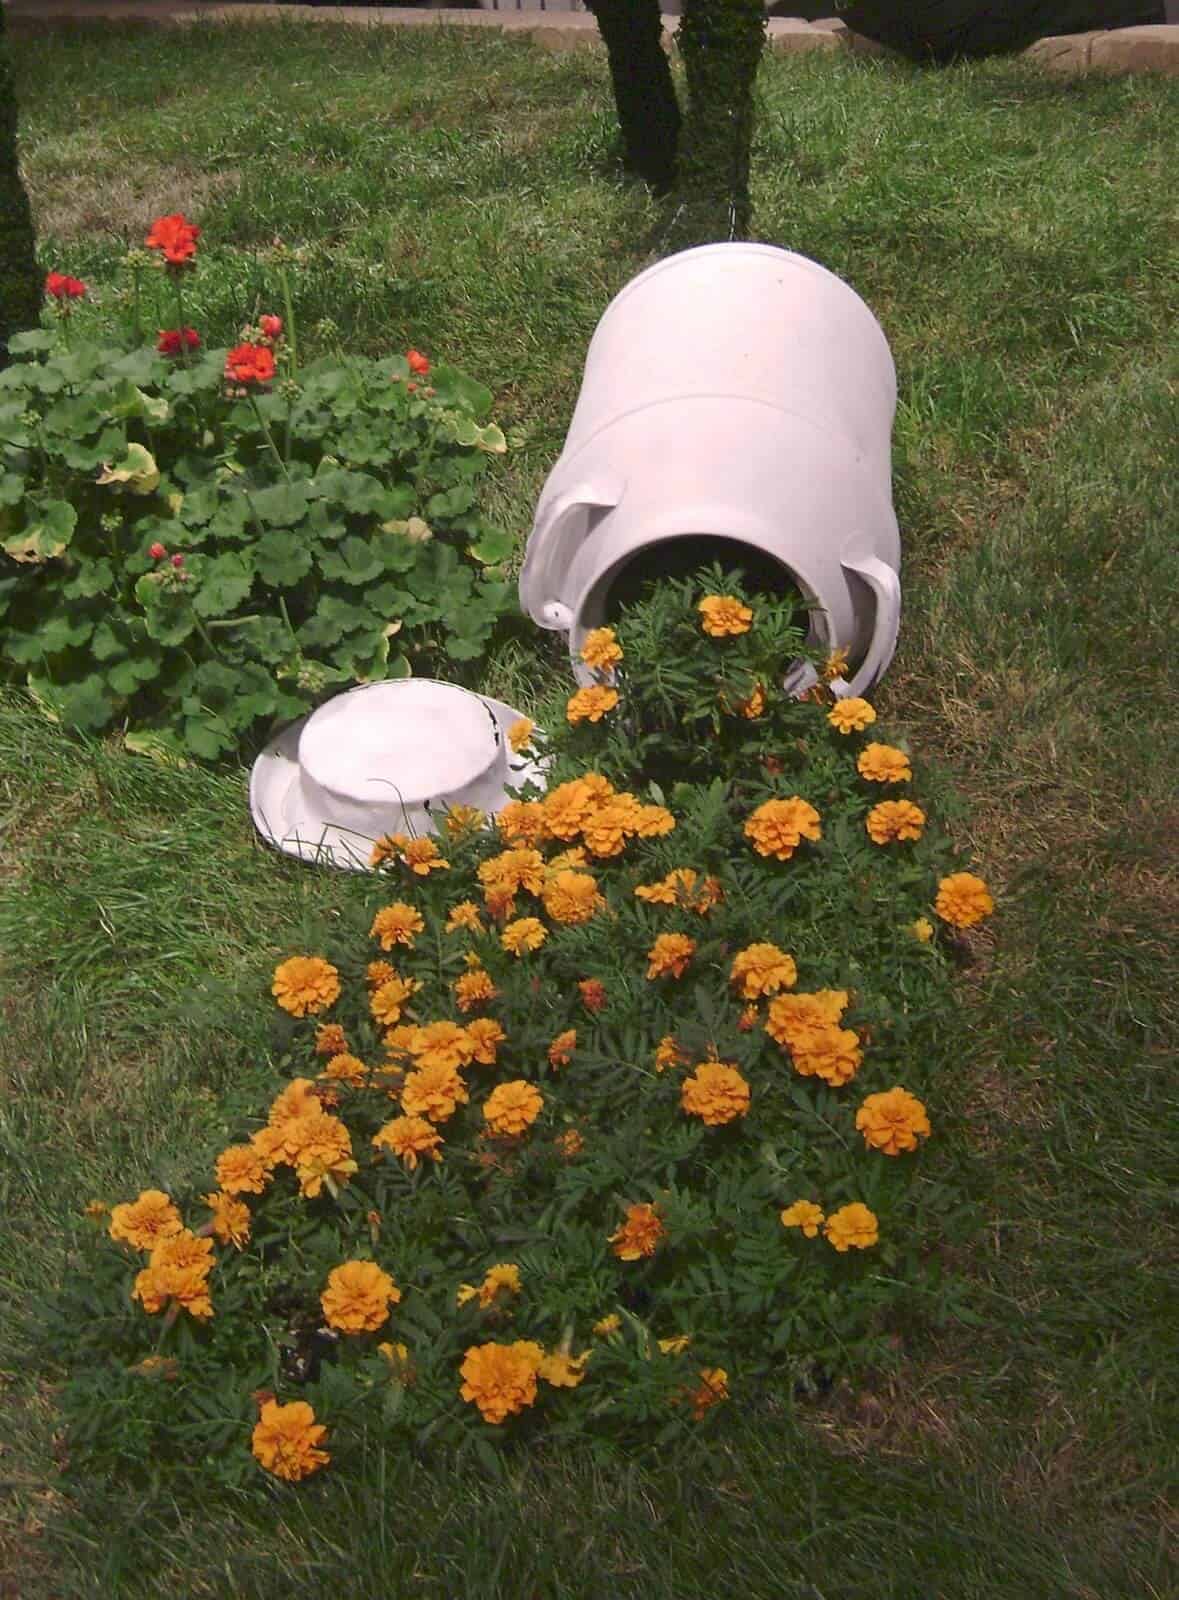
(790, 1023), (863, 1087)
(744, 796), (822, 861)
(454, 968), (499, 1012)
(321, 1260), (401, 1334)
(857, 742), (912, 784)
(681, 1061), (751, 1126)
(367, 961), (397, 989)
(729, 942), (798, 999)
(539, 1349), (591, 1388)
(689, 1367), (729, 1420)
(213, 1144), (271, 1196)
(268, 1077), (322, 1130)
(250, 1124), (290, 1168)
(866, 799), (926, 845)
(465, 1017), (506, 1065)
(540, 778), (598, 840)
(370, 832), (408, 869)
(824, 1202), (879, 1252)
(646, 932), (696, 981)
(410, 1020), (477, 1072)
(370, 901), (425, 950)
(554, 1127), (583, 1159)
(483, 1079), (544, 1137)
(501, 917), (548, 957)
(285, 1111), (358, 1197)
(373, 1114), (443, 1170)
(202, 1191), (251, 1250)
(566, 686), (619, 725)
(633, 804), (677, 839)
(314, 1023), (348, 1057)
(593, 1314), (621, 1337)
(251, 1399), (330, 1481)
(548, 1028), (577, 1068)
(737, 1004), (760, 1032)
(132, 1230), (215, 1320)
(496, 799), (548, 847)
(856, 1087), (931, 1155)
(764, 990), (849, 1051)
(780, 1200), (825, 1237)
(654, 1035), (689, 1073)
(541, 869), (601, 926)
(401, 1061), (469, 1124)
(823, 646), (850, 682)
(738, 684), (766, 719)
(634, 868), (713, 910)
(827, 697), (876, 734)
(580, 627), (623, 671)
(400, 837), (450, 875)
(319, 1052), (368, 1087)
(370, 974), (421, 1029)
(460, 1263), (522, 1309)
(910, 916), (935, 943)
(272, 955), (341, 1017)
(934, 872), (995, 929)
(479, 848), (546, 898)
(459, 1341), (541, 1424)
(444, 804), (485, 840)
(507, 717), (535, 753)
(658, 1335), (692, 1355)
(578, 978), (607, 1013)
(581, 800), (638, 859)
(445, 900), (485, 934)
(610, 1202), (665, 1260)
(108, 1189), (184, 1252)
(698, 595), (753, 636)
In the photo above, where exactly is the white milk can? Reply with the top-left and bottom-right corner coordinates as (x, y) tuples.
(518, 243), (901, 696)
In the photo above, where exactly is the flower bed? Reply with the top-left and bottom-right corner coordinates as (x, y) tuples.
(53, 569), (993, 1483)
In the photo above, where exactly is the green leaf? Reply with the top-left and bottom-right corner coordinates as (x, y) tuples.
(467, 526), (514, 565)
(90, 619), (127, 660)
(107, 655), (160, 694)
(3, 498), (77, 563)
(0, 473), (24, 507)
(248, 481), (311, 528)
(134, 576), (196, 646)
(298, 594), (381, 648)
(191, 553), (254, 618)
(317, 536), (386, 586)
(183, 717), (233, 761)
(429, 363), (493, 419)
(253, 529), (314, 587)
(6, 330), (57, 355)
(314, 468), (392, 516)
(28, 671), (116, 731)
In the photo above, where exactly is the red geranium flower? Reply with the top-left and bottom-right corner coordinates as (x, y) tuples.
(156, 327), (201, 356)
(406, 349), (430, 376)
(45, 272), (87, 301)
(259, 314), (283, 340)
(145, 213), (201, 266)
(224, 343), (277, 386)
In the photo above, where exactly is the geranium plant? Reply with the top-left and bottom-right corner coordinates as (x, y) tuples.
(49, 570), (992, 1484)
(0, 215), (517, 761)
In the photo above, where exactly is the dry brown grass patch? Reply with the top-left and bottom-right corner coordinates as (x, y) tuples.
(24, 160), (241, 243)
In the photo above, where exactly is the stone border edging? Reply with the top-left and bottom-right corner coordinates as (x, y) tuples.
(3, 3), (1179, 76)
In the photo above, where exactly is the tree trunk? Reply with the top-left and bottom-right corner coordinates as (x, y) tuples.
(676, 0), (767, 239)
(586, 0), (682, 191)
(0, 8), (41, 370)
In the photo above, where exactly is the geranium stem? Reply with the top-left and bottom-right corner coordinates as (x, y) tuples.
(249, 395), (291, 482)
(278, 264), (298, 376)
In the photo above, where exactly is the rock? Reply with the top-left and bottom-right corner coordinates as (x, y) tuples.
(1022, 31), (1101, 72)
(1089, 24), (1179, 76)
(766, 19), (841, 54)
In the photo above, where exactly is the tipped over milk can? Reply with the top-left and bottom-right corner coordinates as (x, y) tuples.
(518, 243), (902, 696)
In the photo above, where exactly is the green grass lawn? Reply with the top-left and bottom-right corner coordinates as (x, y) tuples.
(2, 15), (1177, 1598)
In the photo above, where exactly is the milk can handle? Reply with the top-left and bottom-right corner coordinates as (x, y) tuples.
(838, 546), (901, 699)
(521, 478), (624, 631)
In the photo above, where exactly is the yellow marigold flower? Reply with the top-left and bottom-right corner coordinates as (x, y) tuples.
(540, 779), (594, 840)
(730, 942), (798, 999)
(681, 1061), (751, 1126)
(479, 847), (546, 898)
(496, 799), (549, 848)
(856, 1087), (931, 1155)
(383, 1023), (419, 1068)
(459, 1341), (541, 1424)
(934, 872), (995, 929)
(507, 717), (535, 754)
(910, 916), (935, 943)
(857, 742), (912, 784)
(610, 1202), (664, 1261)
(400, 837), (449, 875)
(321, 1260), (401, 1333)
(108, 1189), (183, 1251)
(319, 1052), (368, 1087)
(501, 916), (548, 957)
(370, 975), (420, 1029)
(377, 1341), (414, 1384)
(202, 1191), (251, 1250)
(698, 595), (753, 636)
(370, 901), (425, 950)
(578, 978), (607, 1013)
(593, 1314), (621, 1337)
(272, 955), (341, 1017)
(633, 804), (677, 838)
(635, 868), (713, 910)
(827, 697), (876, 735)
(464, 1263), (522, 1308)
(689, 1367), (729, 1419)
(445, 900), (485, 934)
(411, 1020), (477, 1072)
(548, 1028), (577, 1068)
(539, 1349), (590, 1388)
(866, 799), (926, 844)
(366, 960), (397, 989)
(581, 801), (637, 859)
(646, 932), (696, 981)
(132, 1230), (215, 1321)
(823, 646), (850, 682)
(780, 1200), (825, 1238)
(285, 1111), (358, 1197)
(580, 626), (623, 671)
(744, 796), (822, 861)
(372, 1114), (443, 1170)
(654, 1035), (689, 1073)
(764, 990), (849, 1051)
(566, 685), (619, 725)
(542, 870), (603, 925)
(554, 1127), (583, 1159)
(791, 1024), (863, 1087)
(454, 968), (499, 1012)
(658, 1334), (692, 1355)
(465, 1017), (506, 1065)
(401, 1061), (470, 1124)
(250, 1124), (290, 1168)
(444, 803), (485, 839)
(251, 1399), (329, 1481)
(314, 1023), (348, 1057)
(268, 1077), (322, 1129)
(483, 1079), (544, 1137)
(84, 1200), (109, 1221)
(824, 1202), (879, 1252)
(370, 832), (409, 869)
